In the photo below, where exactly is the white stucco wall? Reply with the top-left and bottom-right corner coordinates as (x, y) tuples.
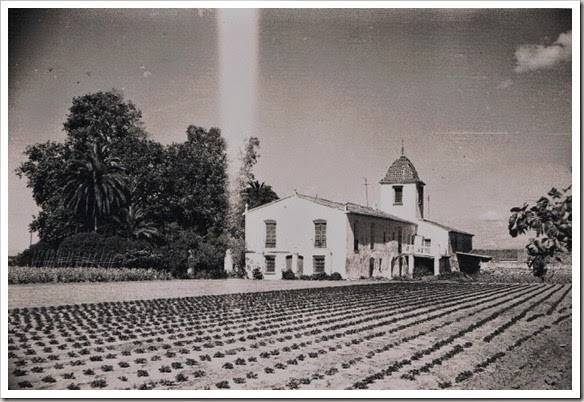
(415, 220), (450, 257)
(244, 196), (348, 280)
(379, 183), (420, 221)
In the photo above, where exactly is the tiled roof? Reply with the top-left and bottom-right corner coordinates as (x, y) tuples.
(423, 219), (474, 236)
(297, 194), (416, 225)
(296, 194), (345, 210)
(380, 155), (424, 185)
(470, 249), (521, 261)
(244, 195), (294, 213)
(345, 203), (415, 224)
(456, 252), (492, 261)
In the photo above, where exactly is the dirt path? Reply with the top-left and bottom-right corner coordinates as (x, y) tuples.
(8, 279), (380, 309)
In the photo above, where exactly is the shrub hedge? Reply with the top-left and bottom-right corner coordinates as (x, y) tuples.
(282, 270), (296, 280)
(8, 266), (173, 284)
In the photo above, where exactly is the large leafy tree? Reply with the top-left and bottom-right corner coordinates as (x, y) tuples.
(63, 142), (128, 231)
(16, 141), (79, 244)
(17, 90), (233, 275)
(508, 186), (572, 279)
(166, 125), (229, 236)
(117, 139), (173, 228)
(64, 90), (146, 150)
(155, 125), (231, 275)
(17, 90), (151, 244)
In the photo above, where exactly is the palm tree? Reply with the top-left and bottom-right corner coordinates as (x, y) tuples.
(241, 180), (279, 210)
(114, 204), (161, 243)
(63, 142), (128, 231)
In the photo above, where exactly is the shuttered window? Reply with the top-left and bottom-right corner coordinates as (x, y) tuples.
(265, 256), (275, 274)
(313, 256), (325, 273)
(265, 221), (276, 248)
(394, 186), (403, 204)
(314, 220), (327, 248)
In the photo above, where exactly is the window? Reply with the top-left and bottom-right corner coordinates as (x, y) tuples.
(265, 220), (276, 248)
(379, 258), (383, 271)
(353, 221), (359, 253)
(394, 186), (403, 205)
(424, 238), (431, 247)
(265, 256), (276, 274)
(370, 223), (375, 249)
(314, 220), (327, 248)
(313, 256), (325, 273)
(297, 255), (304, 275)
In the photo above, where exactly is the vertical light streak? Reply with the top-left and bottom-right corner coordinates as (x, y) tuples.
(218, 9), (259, 164)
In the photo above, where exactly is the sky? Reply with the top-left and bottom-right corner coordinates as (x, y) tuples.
(7, 7), (573, 254)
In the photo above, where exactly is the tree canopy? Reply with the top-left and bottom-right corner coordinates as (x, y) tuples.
(508, 185), (572, 278)
(16, 90), (232, 274)
(242, 180), (279, 210)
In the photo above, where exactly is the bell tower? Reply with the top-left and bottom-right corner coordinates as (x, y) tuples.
(379, 144), (425, 221)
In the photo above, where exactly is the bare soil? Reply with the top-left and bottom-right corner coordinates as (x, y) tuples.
(7, 281), (572, 391)
(8, 278), (377, 309)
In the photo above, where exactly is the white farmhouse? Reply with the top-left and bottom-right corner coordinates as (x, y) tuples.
(244, 149), (478, 279)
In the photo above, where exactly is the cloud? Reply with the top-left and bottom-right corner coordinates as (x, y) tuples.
(514, 31), (572, 73)
(143, 71), (152, 78)
(497, 79), (513, 89)
(481, 210), (504, 222)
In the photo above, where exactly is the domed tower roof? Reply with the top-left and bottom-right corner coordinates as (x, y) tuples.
(380, 154), (425, 185)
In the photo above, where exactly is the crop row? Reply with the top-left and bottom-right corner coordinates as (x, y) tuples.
(347, 284), (562, 389)
(9, 283), (514, 361)
(450, 307), (571, 387)
(8, 282), (570, 390)
(482, 285), (564, 342)
(8, 281), (507, 381)
(269, 284), (551, 389)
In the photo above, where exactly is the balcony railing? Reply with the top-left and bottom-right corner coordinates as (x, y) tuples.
(403, 244), (433, 256)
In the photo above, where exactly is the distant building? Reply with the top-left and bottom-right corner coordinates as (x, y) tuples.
(244, 149), (480, 279)
(471, 249), (525, 263)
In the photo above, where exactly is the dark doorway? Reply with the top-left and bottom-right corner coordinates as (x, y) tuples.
(297, 256), (304, 276)
(398, 227), (403, 276)
(369, 258), (375, 277)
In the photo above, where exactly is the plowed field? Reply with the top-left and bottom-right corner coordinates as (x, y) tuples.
(7, 282), (572, 390)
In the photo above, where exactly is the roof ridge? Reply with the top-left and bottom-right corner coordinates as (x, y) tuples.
(244, 195), (294, 213)
(287, 194), (416, 224)
(422, 218), (473, 236)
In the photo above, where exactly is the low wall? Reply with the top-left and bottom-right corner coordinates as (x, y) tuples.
(480, 260), (572, 275)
